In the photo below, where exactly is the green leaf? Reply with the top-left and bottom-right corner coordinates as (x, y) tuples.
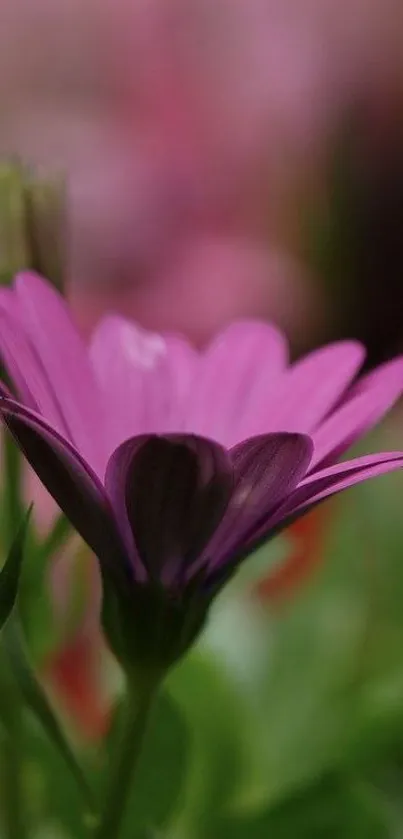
(167, 650), (253, 839)
(2, 434), (24, 546)
(19, 516), (86, 666)
(17, 713), (93, 838)
(215, 774), (390, 839)
(233, 480), (403, 814)
(0, 507), (31, 630)
(2, 618), (95, 815)
(37, 514), (72, 563)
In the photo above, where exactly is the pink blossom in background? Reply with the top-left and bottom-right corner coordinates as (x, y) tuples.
(0, 0), (371, 343)
(69, 235), (316, 346)
(1, 0), (402, 343)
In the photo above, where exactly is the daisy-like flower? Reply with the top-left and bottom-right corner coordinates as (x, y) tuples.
(0, 272), (403, 673)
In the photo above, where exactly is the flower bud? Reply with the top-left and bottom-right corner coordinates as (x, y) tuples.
(0, 160), (66, 289)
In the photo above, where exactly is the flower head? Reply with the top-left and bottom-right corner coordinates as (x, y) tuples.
(0, 273), (403, 673)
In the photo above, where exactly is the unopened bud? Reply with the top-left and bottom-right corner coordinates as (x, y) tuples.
(0, 160), (67, 290)
(0, 162), (30, 285)
(24, 168), (66, 290)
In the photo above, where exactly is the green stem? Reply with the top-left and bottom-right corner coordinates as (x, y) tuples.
(93, 684), (156, 839)
(1, 435), (26, 838)
(1, 707), (26, 839)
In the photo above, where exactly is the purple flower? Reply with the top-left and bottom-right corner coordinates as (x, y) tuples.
(0, 272), (403, 670)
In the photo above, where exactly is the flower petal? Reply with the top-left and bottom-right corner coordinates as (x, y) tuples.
(0, 308), (70, 422)
(0, 287), (41, 405)
(266, 342), (365, 433)
(0, 288), (21, 318)
(105, 434), (232, 585)
(183, 320), (288, 446)
(90, 316), (196, 448)
(0, 398), (125, 574)
(218, 451), (403, 577)
(285, 452), (403, 519)
(11, 272), (107, 475)
(310, 357), (403, 468)
(236, 451), (403, 563)
(202, 432), (313, 570)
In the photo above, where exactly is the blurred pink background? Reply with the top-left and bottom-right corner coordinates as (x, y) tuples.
(1, 0), (401, 347)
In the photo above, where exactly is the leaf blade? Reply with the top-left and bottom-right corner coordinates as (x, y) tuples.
(0, 507), (31, 630)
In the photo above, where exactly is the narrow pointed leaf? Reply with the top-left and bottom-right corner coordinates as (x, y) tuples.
(37, 512), (72, 561)
(2, 619), (95, 812)
(0, 507), (31, 630)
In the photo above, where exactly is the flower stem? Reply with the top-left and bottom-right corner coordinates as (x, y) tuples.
(0, 706), (26, 839)
(93, 683), (155, 839)
(0, 431), (26, 838)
